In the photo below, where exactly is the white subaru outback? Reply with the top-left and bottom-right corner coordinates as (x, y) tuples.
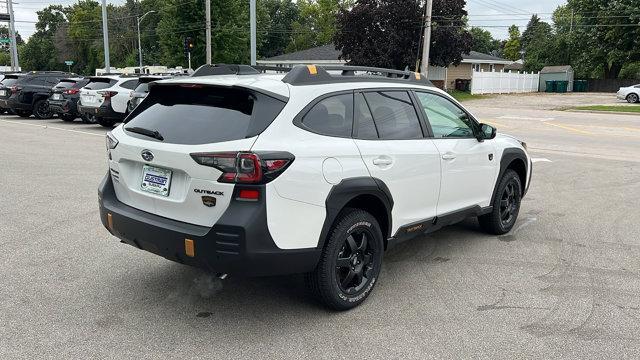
(99, 64), (532, 310)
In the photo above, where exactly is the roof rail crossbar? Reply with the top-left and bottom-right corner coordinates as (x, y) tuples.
(191, 64), (260, 77)
(264, 65), (430, 86)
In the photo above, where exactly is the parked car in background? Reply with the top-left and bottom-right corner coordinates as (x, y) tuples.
(78, 75), (140, 127)
(126, 75), (172, 114)
(0, 73), (23, 115)
(48, 77), (90, 122)
(617, 84), (640, 103)
(0, 71), (71, 118)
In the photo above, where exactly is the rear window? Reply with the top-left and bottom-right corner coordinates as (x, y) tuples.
(84, 79), (117, 90)
(1, 76), (21, 86)
(54, 80), (77, 89)
(134, 82), (150, 93)
(124, 85), (287, 145)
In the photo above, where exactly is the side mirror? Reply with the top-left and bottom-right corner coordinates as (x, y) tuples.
(479, 123), (497, 140)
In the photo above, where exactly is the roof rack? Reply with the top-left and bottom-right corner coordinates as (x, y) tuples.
(254, 64), (431, 86)
(192, 64), (260, 77)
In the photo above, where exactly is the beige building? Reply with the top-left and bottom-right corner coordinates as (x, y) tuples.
(442, 51), (513, 90)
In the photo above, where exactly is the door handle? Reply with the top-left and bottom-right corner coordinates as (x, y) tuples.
(442, 153), (457, 160)
(372, 157), (393, 166)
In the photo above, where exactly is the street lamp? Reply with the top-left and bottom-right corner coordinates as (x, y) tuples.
(137, 10), (156, 74)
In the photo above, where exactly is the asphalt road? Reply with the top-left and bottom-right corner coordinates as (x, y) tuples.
(1, 95), (640, 359)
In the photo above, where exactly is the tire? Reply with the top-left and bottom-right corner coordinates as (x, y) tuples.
(60, 114), (76, 122)
(627, 93), (639, 104)
(0, 107), (6, 115)
(305, 209), (384, 311)
(33, 99), (53, 119)
(97, 117), (116, 128)
(15, 110), (31, 118)
(478, 169), (522, 235)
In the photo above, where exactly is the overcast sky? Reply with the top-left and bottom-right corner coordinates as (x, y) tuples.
(12, 0), (567, 41)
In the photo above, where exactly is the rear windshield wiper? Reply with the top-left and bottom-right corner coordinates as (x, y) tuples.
(125, 126), (164, 141)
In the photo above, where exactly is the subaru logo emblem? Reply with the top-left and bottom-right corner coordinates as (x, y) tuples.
(141, 150), (154, 162)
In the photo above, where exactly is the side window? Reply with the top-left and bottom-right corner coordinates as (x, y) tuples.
(300, 94), (353, 137)
(363, 91), (423, 140)
(415, 92), (476, 139)
(121, 80), (138, 90)
(354, 92), (378, 139)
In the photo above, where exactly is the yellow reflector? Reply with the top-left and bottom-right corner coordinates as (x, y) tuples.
(307, 65), (318, 75)
(107, 213), (113, 231)
(185, 239), (195, 257)
(415, 72), (421, 80)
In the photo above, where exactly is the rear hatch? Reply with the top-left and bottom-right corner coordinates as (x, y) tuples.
(80, 77), (117, 107)
(50, 78), (83, 101)
(0, 75), (22, 99)
(108, 83), (287, 227)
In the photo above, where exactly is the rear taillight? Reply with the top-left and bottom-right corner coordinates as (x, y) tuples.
(10, 85), (21, 94)
(98, 90), (118, 100)
(190, 151), (294, 184)
(64, 88), (79, 95)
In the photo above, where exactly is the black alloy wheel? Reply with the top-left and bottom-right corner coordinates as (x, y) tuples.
(499, 181), (519, 227)
(306, 209), (384, 310)
(33, 100), (53, 119)
(336, 228), (376, 294)
(478, 169), (522, 235)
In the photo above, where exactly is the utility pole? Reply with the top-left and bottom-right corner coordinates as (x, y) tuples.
(420, 0), (433, 76)
(101, 0), (111, 73)
(205, 0), (211, 64)
(137, 11), (156, 74)
(7, 0), (18, 70)
(250, 0), (256, 66)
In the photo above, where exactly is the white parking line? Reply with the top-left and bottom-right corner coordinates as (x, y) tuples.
(0, 119), (104, 137)
(531, 158), (553, 163)
(498, 115), (555, 121)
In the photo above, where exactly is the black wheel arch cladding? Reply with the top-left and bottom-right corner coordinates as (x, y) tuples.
(319, 177), (393, 250)
(491, 147), (528, 205)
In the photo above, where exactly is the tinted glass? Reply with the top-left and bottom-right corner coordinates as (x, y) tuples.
(121, 79), (138, 90)
(1, 77), (21, 86)
(125, 86), (286, 145)
(23, 77), (46, 86)
(74, 79), (90, 89)
(301, 94), (353, 137)
(363, 91), (423, 140)
(354, 92), (378, 139)
(134, 82), (150, 93)
(54, 80), (76, 89)
(84, 79), (117, 90)
(416, 92), (475, 138)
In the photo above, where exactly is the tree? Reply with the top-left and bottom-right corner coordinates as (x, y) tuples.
(287, 0), (350, 53)
(521, 15), (554, 72)
(558, 0), (640, 79)
(503, 25), (521, 61)
(335, 0), (471, 70)
(259, 0), (299, 58)
(469, 27), (500, 55)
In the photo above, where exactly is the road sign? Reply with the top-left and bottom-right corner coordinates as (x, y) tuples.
(0, 38), (10, 44)
(64, 60), (74, 66)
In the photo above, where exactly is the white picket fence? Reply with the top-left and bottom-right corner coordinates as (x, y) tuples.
(471, 70), (540, 95)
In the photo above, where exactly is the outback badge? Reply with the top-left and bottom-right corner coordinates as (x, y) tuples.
(201, 196), (217, 207)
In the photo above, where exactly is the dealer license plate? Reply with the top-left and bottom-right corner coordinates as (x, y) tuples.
(0, 90), (5, 96)
(53, 93), (62, 100)
(141, 165), (172, 197)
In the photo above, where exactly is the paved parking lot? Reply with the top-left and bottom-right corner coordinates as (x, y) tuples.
(1, 93), (640, 359)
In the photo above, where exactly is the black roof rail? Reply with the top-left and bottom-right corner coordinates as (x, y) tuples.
(255, 64), (432, 86)
(191, 64), (260, 77)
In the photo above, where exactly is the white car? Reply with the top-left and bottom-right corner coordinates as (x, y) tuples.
(616, 84), (640, 103)
(78, 75), (140, 127)
(99, 64), (532, 310)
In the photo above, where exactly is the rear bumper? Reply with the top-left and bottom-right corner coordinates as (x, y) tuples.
(49, 98), (79, 115)
(98, 174), (321, 277)
(79, 102), (123, 120)
(0, 97), (31, 111)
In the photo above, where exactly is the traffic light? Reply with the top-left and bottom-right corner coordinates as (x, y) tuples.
(184, 37), (194, 53)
